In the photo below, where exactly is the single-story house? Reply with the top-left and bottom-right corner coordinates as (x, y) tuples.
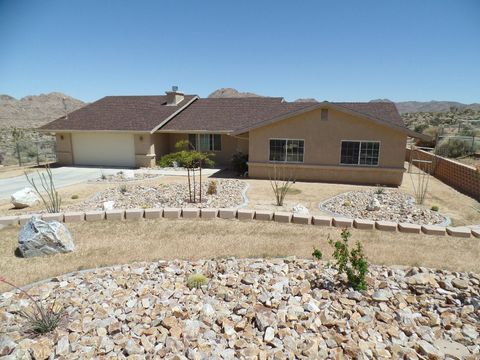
(40, 89), (428, 186)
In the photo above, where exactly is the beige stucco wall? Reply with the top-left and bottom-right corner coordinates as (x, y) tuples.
(55, 133), (73, 165)
(134, 133), (155, 167)
(152, 133), (170, 158)
(248, 108), (407, 185)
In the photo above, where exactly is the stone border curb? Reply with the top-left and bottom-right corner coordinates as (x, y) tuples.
(0, 208), (477, 239)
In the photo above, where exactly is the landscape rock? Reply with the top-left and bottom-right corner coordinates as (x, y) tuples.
(322, 188), (447, 225)
(0, 258), (478, 359)
(292, 204), (309, 215)
(69, 179), (247, 210)
(102, 201), (115, 211)
(18, 217), (74, 257)
(366, 196), (380, 211)
(11, 187), (40, 209)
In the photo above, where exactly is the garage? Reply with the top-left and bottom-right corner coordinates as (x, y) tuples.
(71, 132), (136, 167)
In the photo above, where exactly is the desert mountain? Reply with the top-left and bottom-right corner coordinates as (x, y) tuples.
(208, 88), (263, 98)
(0, 92), (85, 128)
(370, 99), (480, 114)
(209, 89), (480, 114)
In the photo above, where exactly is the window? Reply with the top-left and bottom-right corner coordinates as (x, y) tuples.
(269, 139), (304, 162)
(341, 141), (379, 166)
(188, 134), (221, 151)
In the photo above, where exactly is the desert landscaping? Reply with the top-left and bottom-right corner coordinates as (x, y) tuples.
(1, 94), (479, 359)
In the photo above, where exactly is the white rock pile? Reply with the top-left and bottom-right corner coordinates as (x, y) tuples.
(68, 179), (247, 211)
(322, 189), (447, 225)
(1, 258), (478, 359)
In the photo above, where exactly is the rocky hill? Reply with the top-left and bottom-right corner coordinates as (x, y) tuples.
(371, 99), (480, 114)
(208, 88), (263, 99)
(0, 92), (85, 129)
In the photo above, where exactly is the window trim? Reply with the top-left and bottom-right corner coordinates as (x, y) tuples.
(268, 138), (305, 163)
(188, 133), (222, 152)
(339, 140), (380, 167)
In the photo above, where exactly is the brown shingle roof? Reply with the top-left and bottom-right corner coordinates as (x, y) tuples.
(160, 98), (317, 132)
(40, 95), (425, 139)
(40, 95), (197, 132)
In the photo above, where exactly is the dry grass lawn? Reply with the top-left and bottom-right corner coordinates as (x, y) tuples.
(1, 219), (478, 292)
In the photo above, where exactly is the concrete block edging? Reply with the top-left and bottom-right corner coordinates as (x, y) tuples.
(0, 208), (475, 239)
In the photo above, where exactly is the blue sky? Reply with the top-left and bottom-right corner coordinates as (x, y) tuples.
(0, 0), (479, 103)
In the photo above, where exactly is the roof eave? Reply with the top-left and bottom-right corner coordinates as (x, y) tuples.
(149, 96), (199, 134)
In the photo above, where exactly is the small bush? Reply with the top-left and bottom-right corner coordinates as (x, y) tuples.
(287, 188), (302, 195)
(71, 194), (79, 200)
(374, 185), (385, 195)
(25, 165), (61, 213)
(119, 185), (127, 194)
(328, 229), (368, 291)
(231, 152), (249, 176)
(431, 205), (439, 211)
(312, 248), (323, 260)
(157, 153), (186, 168)
(187, 274), (208, 289)
(437, 138), (473, 158)
(342, 201), (351, 207)
(207, 180), (217, 195)
(0, 276), (63, 334)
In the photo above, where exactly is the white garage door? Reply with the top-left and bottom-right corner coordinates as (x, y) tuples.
(72, 132), (136, 167)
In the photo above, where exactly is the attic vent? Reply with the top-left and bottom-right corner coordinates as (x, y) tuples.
(321, 108), (328, 121)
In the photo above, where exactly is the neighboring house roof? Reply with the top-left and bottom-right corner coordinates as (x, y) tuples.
(40, 94), (428, 140)
(159, 98), (318, 133)
(40, 95), (197, 132)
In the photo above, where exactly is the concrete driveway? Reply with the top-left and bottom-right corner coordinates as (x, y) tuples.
(0, 167), (224, 200)
(0, 167), (121, 200)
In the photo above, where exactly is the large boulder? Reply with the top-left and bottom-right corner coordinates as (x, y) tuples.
(11, 187), (40, 209)
(18, 217), (75, 258)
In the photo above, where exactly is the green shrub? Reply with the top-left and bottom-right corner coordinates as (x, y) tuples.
(71, 194), (79, 200)
(437, 138), (473, 158)
(431, 205), (439, 211)
(375, 185), (385, 195)
(231, 152), (248, 176)
(207, 180), (217, 195)
(312, 248), (323, 260)
(119, 185), (127, 194)
(157, 153), (186, 168)
(328, 229), (368, 291)
(342, 200), (351, 207)
(187, 274), (208, 289)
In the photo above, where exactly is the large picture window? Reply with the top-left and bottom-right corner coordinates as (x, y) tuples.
(188, 134), (221, 151)
(340, 141), (379, 166)
(269, 139), (304, 162)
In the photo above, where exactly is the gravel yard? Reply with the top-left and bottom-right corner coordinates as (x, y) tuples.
(321, 189), (448, 225)
(1, 258), (478, 359)
(67, 179), (248, 211)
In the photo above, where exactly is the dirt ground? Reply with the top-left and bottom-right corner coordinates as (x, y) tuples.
(0, 165), (479, 226)
(1, 219), (479, 292)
